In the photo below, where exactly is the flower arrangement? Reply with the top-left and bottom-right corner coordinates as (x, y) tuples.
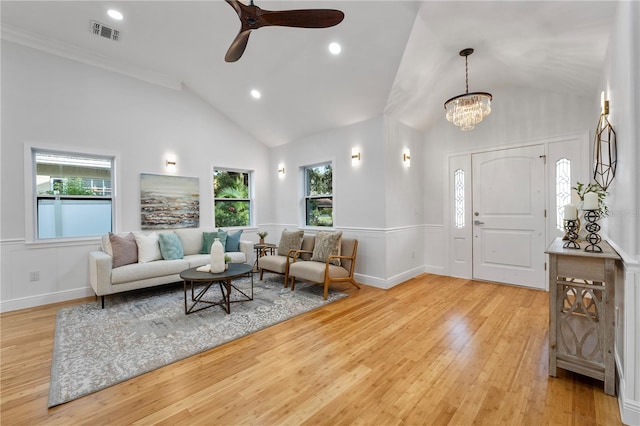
(572, 181), (609, 217)
(224, 254), (232, 264)
(257, 231), (268, 239)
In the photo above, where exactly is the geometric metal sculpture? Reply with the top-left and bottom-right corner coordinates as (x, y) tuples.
(593, 100), (617, 191)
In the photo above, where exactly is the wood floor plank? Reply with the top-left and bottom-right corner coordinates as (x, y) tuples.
(1, 274), (623, 425)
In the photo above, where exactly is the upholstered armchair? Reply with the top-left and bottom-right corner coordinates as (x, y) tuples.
(289, 236), (359, 299)
(258, 230), (315, 286)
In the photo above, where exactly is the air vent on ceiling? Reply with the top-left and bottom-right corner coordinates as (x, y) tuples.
(90, 20), (120, 41)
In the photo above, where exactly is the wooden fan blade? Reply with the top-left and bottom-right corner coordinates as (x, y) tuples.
(225, 0), (242, 16)
(225, 30), (252, 62)
(261, 9), (344, 28)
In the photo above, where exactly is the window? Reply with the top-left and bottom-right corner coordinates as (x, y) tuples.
(214, 169), (251, 227)
(34, 150), (113, 239)
(454, 169), (465, 228)
(555, 158), (571, 230)
(304, 162), (333, 227)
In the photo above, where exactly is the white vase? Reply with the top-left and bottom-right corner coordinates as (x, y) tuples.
(210, 238), (225, 273)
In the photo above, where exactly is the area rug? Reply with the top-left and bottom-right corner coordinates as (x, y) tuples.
(48, 273), (346, 407)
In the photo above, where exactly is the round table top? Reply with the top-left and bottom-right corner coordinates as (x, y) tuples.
(180, 262), (253, 281)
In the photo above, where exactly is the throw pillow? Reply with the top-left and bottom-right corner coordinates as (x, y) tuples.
(310, 230), (342, 266)
(222, 229), (242, 252)
(109, 232), (138, 268)
(277, 229), (304, 257)
(134, 232), (162, 263)
(158, 232), (184, 260)
(201, 231), (228, 254)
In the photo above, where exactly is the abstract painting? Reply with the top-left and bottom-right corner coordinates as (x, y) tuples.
(140, 174), (199, 229)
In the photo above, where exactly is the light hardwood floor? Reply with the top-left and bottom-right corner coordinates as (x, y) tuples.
(1, 274), (622, 425)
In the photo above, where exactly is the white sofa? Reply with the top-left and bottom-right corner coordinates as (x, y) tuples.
(89, 228), (253, 307)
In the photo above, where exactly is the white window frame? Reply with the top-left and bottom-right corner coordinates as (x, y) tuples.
(24, 143), (118, 244)
(302, 161), (334, 228)
(213, 167), (253, 228)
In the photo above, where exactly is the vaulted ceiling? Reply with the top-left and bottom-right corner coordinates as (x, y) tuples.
(1, 1), (617, 147)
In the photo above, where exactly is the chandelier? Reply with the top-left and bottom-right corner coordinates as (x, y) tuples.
(444, 48), (492, 131)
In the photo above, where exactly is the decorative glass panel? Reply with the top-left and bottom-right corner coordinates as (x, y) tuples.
(454, 169), (465, 228)
(556, 158), (571, 230)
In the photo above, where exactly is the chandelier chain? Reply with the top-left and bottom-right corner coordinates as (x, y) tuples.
(465, 56), (469, 94)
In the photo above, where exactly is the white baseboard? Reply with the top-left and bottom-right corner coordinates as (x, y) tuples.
(0, 287), (94, 313)
(356, 266), (425, 290)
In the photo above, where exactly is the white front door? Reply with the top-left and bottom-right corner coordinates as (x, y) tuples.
(472, 145), (546, 289)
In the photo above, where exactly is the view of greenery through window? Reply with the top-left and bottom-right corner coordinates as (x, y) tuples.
(305, 163), (333, 227)
(214, 170), (251, 227)
(35, 151), (113, 239)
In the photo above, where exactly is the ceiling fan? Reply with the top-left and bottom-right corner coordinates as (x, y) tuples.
(224, 0), (345, 62)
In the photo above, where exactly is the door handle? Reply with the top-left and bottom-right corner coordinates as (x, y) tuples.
(474, 220), (485, 225)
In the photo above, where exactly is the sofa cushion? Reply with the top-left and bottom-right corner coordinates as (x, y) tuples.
(109, 232), (138, 268)
(111, 259), (189, 285)
(201, 231), (227, 254)
(158, 232), (184, 260)
(174, 228), (203, 256)
(311, 231), (342, 266)
(277, 229), (304, 256)
(134, 232), (162, 263)
(222, 229), (243, 252)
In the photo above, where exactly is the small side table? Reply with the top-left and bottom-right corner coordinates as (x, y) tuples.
(254, 243), (276, 272)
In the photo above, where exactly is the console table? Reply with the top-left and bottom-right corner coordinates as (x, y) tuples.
(546, 237), (620, 395)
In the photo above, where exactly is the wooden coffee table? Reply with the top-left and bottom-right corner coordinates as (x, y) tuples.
(180, 263), (253, 314)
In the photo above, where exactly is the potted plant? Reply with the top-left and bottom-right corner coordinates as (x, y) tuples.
(224, 254), (231, 270)
(257, 231), (268, 244)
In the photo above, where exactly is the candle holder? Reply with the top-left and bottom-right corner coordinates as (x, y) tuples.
(583, 209), (603, 253)
(562, 219), (580, 249)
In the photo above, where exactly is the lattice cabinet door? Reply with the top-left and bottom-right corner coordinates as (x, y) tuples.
(546, 238), (621, 396)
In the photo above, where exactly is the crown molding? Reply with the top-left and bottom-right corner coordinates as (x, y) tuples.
(1, 24), (182, 90)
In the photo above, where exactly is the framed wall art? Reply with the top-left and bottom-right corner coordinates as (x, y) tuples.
(140, 173), (199, 229)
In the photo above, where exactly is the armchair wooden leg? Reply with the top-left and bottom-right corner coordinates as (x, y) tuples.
(349, 278), (361, 289)
(259, 268), (264, 280)
(323, 277), (330, 300)
(290, 277), (296, 290)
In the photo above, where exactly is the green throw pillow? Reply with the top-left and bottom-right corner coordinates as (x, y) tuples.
(201, 231), (227, 254)
(158, 232), (184, 260)
(221, 229), (242, 252)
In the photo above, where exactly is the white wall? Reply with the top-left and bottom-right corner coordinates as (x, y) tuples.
(597, 1), (640, 424)
(269, 116), (427, 288)
(0, 41), (270, 311)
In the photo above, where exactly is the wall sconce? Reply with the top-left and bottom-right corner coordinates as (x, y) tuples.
(278, 164), (285, 177)
(165, 155), (176, 171)
(593, 95), (616, 190)
(351, 148), (361, 166)
(403, 149), (411, 167)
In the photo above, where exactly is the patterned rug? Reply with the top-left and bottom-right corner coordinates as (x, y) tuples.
(48, 273), (346, 407)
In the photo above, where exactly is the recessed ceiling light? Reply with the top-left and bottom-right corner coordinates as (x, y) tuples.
(250, 89), (261, 99)
(329, 42), (341, 55)
(107, 9), (123, 20)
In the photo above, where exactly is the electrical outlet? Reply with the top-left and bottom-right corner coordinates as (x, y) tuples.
(29, 271), (40, 282)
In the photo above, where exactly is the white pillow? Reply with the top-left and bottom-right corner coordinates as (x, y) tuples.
(134, 232), (162, 263)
